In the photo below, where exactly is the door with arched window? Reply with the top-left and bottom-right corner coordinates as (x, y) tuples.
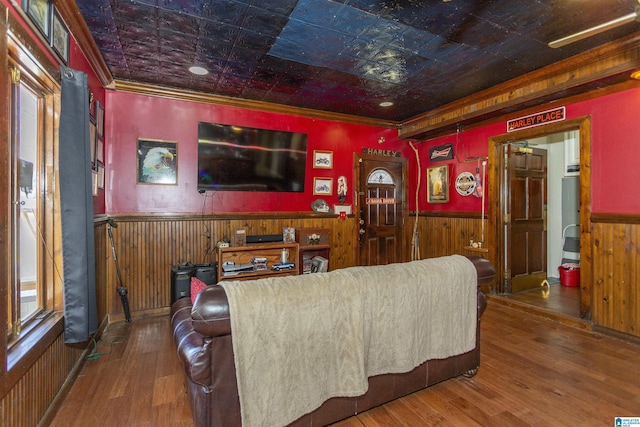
(355, 153), (407, 266)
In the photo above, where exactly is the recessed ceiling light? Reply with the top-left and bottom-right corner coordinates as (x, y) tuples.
(631, 70), (640, 80)
(379, 101), (393, 107)
(189, 66), (209, 76)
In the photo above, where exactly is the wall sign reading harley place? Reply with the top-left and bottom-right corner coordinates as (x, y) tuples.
(507, 106), (566, 132)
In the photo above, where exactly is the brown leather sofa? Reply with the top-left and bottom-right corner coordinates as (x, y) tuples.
(170, 256), (495, 427)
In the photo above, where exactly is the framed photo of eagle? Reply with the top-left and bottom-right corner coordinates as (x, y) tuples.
(137, 139), (177, 185)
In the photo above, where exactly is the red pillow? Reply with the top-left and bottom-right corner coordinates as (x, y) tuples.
(190, 277), (208, 304)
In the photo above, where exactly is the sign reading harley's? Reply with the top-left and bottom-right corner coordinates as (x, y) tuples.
(429, 143), (454, 162)
(507, 106), (565, 132)
(366, 197), (396, 205)
(362, 148), (401, 157)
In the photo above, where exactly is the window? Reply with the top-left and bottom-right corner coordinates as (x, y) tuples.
(6, 31), (60, 346)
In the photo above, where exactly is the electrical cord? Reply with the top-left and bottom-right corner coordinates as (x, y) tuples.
(84, 323), (128, 361)
(409, 141), (421, 261)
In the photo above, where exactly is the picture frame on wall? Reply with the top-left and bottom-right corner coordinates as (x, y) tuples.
(24, 0), (50, 39)
(92, 170), (98, 196)
(427, 165), (449, 203)
(51, 8), (69, 64)
(313, 177), (333, 196)
(90, 122), (97, 167)
(137, 139), (178, 185)
(97, 139), (104, 164)
(313, 150), (333, 169)
(97, 163), (105, 190)
(96, 101), (104, 138)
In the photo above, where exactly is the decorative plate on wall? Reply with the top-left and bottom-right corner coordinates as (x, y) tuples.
(455, 172), (477, 196)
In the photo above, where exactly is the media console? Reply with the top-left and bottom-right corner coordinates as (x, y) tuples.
(216, 243), (299, 282)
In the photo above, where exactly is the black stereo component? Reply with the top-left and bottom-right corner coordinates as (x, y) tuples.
(170, 267), (193, 304)
(195, 262), (217, 285)
(246, 234), (283, 244)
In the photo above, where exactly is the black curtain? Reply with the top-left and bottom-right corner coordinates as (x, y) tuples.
(59, 67), (98, 343)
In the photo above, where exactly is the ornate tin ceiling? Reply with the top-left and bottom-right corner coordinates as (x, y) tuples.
(76, 0), (640, 122)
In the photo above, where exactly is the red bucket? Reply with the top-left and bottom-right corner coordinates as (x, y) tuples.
(558, 266), (580, 287)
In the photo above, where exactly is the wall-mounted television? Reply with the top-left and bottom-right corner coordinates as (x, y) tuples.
(197, 122), (308, 192)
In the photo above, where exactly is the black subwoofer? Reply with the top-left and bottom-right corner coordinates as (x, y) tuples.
(171, 265), (194, 304)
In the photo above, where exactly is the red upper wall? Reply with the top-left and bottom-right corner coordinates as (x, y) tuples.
(106, 91), (405, 213)
(414, 86), (640, 214)
(106, 85), (640, 215)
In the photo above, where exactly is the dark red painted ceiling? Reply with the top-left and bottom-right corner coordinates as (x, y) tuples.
(76, 0), (640, 122)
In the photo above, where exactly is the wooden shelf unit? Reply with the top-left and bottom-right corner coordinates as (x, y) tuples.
(216, 243), (299, 281)
(299, 244), (330, 274)
(295, 228), (330, 274)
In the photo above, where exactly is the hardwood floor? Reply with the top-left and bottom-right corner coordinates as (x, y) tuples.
(49, 317), (193, 427)
(50, 296), (640, 427)
(487, 282), (590, 331)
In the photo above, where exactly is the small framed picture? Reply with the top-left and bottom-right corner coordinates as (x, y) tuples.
(313, 177), (333, 196)
(427, 165), (449, 203)
(97, 163), (105, 189)
(97, 139), (104, 164)
(313, 150), (333, 169)
(96, 101), (104, 138)
(137, 139), (177, 185)
(24, 0), (50, 39)
(92, 170), (98, 196)
(51, 8), (69, 64)
(90, 122), (97, 167)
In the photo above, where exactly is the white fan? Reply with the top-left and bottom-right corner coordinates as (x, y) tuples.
(549, 2), (640, 48)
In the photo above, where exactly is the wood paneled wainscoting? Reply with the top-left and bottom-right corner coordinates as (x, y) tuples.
(407, 212), (495, 288)
(591, 214), (640, 339)
(101, 213), (357, 320)
(0, 327), (86, 426)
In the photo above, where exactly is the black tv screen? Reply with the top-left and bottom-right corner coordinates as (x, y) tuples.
(197, 122), (308, 192)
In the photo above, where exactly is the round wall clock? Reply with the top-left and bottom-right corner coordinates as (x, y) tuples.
(455, 172), (477, 196)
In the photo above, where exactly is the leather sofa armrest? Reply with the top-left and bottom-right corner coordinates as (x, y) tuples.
(466, 255), (496, 288)
(191, 285), (232, 337)
(466, 256), (494, 319)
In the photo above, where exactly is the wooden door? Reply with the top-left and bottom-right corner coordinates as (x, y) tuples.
(355, 154), (406, 266)
(505, 145), (548, 293)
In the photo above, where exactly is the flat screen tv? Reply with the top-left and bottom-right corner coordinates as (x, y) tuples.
(197, 122), (308, 192)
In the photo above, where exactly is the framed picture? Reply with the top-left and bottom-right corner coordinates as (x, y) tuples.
(89, 92), (95, 122)
(90, 122), (97, 167)
(313, 177), (333, 196)
(97, 139), (104, 164)
(97, 163), (105, 189)
(92, 170), (98, 196)
(313, 150), (333, 169)
(24, 0), (50, 39)
(427, 165), (449, 203)
(51, 8), (69, 64)
(137, 139), (177, 185)
(96, 101), (104, 138)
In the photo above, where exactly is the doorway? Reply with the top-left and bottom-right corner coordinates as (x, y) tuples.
(354, 153), (407, 266)
(488, 116), (592, 319)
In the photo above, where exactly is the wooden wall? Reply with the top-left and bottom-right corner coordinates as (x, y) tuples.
(591, 216), (640, 337)
(5, 212), (639, 426)
(0, 326), (85, 426)
(100, 211), (640, 336)
(101, 213), (358, 320)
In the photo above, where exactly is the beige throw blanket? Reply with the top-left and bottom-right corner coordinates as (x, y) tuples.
(221, 254), (477, 427)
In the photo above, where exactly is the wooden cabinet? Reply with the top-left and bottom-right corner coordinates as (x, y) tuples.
(299, 244), (330, 274)
(295, 228), (330, 274)
(216, 243), (299, 281)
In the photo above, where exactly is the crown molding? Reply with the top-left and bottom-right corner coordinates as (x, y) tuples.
(113, 79), (399, 128)
(400, 32), (640, 140)
(56, 0), (113, 87)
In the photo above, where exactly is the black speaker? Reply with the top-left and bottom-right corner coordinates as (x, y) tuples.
(171, 266), (194, 304)
(195, 262), (217, 285)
